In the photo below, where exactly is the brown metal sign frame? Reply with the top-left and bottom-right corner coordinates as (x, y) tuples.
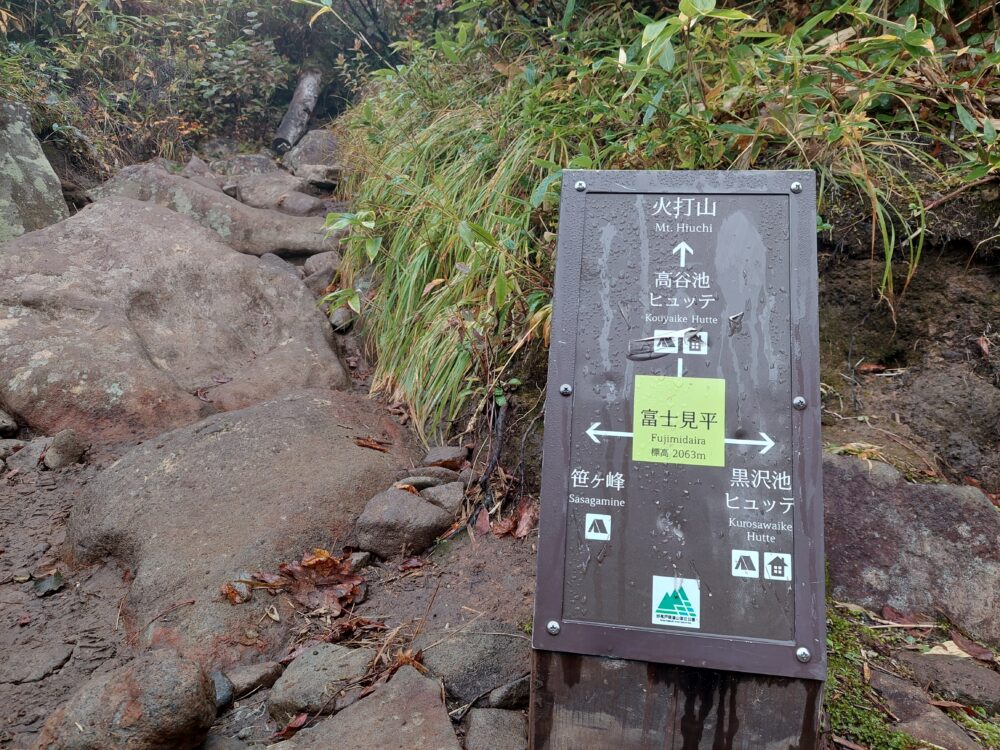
(532, 169), (825, 681)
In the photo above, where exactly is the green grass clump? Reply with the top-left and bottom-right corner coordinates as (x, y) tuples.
(950, 707), (1000, 749)
(825, 610), (917, 749)
(331, 1), (999, 435)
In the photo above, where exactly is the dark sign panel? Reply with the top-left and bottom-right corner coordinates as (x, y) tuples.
(533, 171), (825, 680)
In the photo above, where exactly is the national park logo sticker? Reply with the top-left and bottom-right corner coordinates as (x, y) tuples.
(651, 575), (701, 629)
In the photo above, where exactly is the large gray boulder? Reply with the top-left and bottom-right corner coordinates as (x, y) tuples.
(33, 649), (215, 750)
(0, 199), (347, 448)
(0, 101), (68, 242)
(825, 454), (1000, 647)
(270, 666), (460, 750)
(93, 163), (336, 256)
(67, 390), (416, 667)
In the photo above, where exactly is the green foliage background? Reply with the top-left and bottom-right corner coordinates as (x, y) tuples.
(328, 0), (1000, 436)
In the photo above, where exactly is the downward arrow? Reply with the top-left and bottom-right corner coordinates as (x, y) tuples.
(723, 433), (775, 455)
(672, 241), (694, 268)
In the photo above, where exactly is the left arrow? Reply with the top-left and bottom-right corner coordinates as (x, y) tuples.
(586, 422), (634, 444)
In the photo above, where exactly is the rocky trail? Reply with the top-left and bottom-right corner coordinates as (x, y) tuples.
(2, 95), (1000, 749)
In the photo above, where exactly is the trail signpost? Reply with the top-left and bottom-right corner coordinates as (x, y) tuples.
(531, 171), (825, 749)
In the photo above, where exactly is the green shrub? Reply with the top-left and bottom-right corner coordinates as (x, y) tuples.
(331, 0), (998, 436)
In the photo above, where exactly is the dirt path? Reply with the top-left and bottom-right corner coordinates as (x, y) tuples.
(0, 465), (129, 749)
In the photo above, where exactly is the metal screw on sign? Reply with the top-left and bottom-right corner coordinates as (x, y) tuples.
(547, 620), (562, 635)
(790, 182), (803, 194)
(792, 396), (807, 410)
(559, 384), (573, 396)
(574, 180), (587, 192)
(795, 647), (812, 663)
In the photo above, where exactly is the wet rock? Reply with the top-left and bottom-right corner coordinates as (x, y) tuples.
(347, 551), (372, 571)
(281, 130), (339, 188)
(458, 468), (477, 488)
(269, 666), (460, 750)
(0, 409), (17, 437)
(0, 438), (27, 460)
(0, 101), (68, 242)
(355, 488), (453, 559)
(420, 446), (468, 470)
(33, 649), (215, 750)
(304, 270), (334, 297)
(420, 482), (464, 516)
(825, 453), (1000, 647)
(1, 200), (347, 447)
(415, 620), (530, 704)
(5, 437), (51, 473)
(895, 651), (1000, 713)
(276, 190), (328, 217)
(67, 390), (416, 665)
(464, 708), (527, 750)
(268, 644), (374, 720)
(234, 171), (306, 211)
(211, 670), (234, 712)
(180, 156), (216, 181)
(3, 642), (73, 684)
(94, 164), (337, 256)
(486, 674), (530, 709)
(328, 305), (354, 333)
(303, 251), (341, 278)
(224, 661), (284, 698)
(870, 671), (980, 750)
(259, 253), (300, 279)
(395, 475), (450, 490)
(42, 429), (87, 470)
(187, 175), (224, 194)
(394, 466), (461, 484)
(209, 153), (278, 177)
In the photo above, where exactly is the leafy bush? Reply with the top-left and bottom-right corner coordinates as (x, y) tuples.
(331, 0), (999, 435)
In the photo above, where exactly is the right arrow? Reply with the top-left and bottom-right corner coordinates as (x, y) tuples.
(724, 433), (775, 455)
(672, 241), (694, 268)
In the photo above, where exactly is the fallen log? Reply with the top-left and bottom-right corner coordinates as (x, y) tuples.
(271, 68), (323, 155)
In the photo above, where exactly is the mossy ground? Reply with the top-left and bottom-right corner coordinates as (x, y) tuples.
(825, 606), (918, 749)
(825, 601), (1000, 749)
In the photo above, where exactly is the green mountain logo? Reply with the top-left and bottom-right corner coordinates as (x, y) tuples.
(655, 585), (697, 620)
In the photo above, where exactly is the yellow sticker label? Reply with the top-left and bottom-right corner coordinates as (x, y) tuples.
(632, 375), (726, 466)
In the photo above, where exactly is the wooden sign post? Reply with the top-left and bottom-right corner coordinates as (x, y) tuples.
(531, 171), (825, 749)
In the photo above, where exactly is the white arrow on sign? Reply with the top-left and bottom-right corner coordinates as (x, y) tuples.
(724, 432), (775, 454)
(586, 423), (633, 443)
(672, 241), (694, 268)
(585, 423), (776, 455)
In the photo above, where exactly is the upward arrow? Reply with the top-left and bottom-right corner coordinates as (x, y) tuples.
(672, 241), (694, 268)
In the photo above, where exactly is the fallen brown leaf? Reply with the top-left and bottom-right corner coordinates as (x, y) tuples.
(393, 482), (420, 495)
(474, 507), (491, 535)
(270, 712), (309, 741)
(514, 501), (539, 539)
(949, 630), (995, 662)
